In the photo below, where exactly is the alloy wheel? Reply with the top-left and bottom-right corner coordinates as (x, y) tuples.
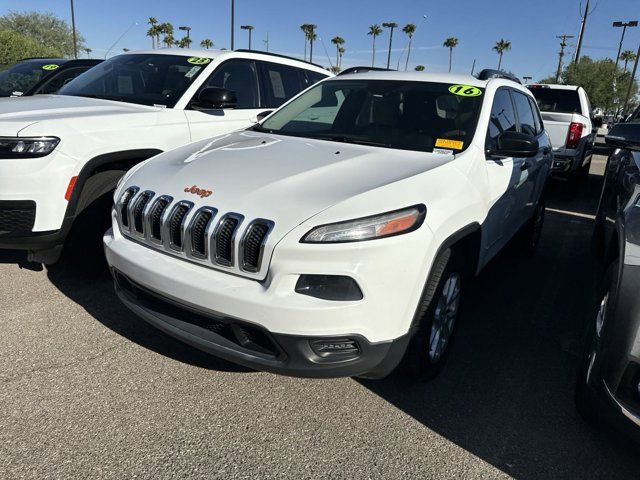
(428, 272), (461, 362)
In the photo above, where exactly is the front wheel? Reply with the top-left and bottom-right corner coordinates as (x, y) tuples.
(399, 249), (463, 379)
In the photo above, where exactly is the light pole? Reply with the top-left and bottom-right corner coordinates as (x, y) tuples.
(241, 25), (254, 50)
(179, 26), (191, 40)
(382, 22), (398, 69)
(523, 76), (532, 84)
(70, 0), (78, 58)
(231, 0), (235, 50)
(613, 21), (638, 69)
(621, 42), (640, 119)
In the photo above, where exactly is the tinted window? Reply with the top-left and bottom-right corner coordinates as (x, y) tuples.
(513, 91), (537, 136)
(34, 67), (89, 95)
(0, 59), (60, 96)
(201, 59), (259, 109)
(528, 97), (544, 135)
(305, 70), (329, 87)
(259, 80), (484, 153)
(59, 54), (210, 107)
(261, 62), (303, 108)
(528, 87), (581, 114)
(487, 88), (517, 149)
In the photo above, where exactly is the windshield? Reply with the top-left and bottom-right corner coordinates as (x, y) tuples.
(528, 87), (581, 114)
(59, 54), (211, 107)
(258, 80), (484, 153)
(0, 60), (63, 97)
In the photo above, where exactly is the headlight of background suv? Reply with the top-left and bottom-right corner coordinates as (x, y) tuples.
(0, 136), (60, 158)
(302, 205), (426, 243)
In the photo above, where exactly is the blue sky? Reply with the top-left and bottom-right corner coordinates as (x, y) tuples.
(1, 0), (639, 80)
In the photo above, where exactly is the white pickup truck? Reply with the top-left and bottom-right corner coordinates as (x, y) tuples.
(528, 84), (597, 178)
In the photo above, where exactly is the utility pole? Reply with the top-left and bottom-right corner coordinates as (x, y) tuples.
(382, 22), (398, 69)
(70, 0), (78, 59)
(230, 0), (235, 50)
(621, 42), (640, 119)
(573, 0), (593, 64)
(613, 21), (639, 69)
(555, 34), (574, 82)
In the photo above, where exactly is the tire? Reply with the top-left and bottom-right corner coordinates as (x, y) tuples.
(399, 249), (464, 379)
(575, 259), (618, 424)
(519, 196), (545, 255)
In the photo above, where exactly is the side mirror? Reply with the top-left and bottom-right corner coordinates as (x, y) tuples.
(196, 87), (238, 109)
(605, 122), (640, 151)
(489, 131), (539, 158)
(256, 110), (274, 121)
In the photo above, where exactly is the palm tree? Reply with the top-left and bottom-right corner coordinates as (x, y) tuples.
(300, 24), (312, 61)
(84, 47), (92, 58)
(306, 25), (317, 62)
(200, 38), (214, 49)
(621, 49), (637, 73)
(414, 65), (425, 71)
(147, 17), (158, 48)
(338, 47), (345, 68)
(493, 39), (511, 70)
(177, 36), (192, 48)
(402, 23), (416, 71)
(367, 24), (382, 67)
(443, 37), (459, 72)
(331, 36), (345, 68)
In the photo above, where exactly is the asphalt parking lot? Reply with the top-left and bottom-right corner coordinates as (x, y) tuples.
(2, 153), (640, 479)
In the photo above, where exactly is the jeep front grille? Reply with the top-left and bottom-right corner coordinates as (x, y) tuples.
(116, 187), (274, 276)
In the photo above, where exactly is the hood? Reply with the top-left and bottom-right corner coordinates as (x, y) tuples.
(124, 130), (453, 242)
(0, 95), (156, 136)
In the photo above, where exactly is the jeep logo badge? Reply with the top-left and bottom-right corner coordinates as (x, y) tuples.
(184, 185), (213, 198)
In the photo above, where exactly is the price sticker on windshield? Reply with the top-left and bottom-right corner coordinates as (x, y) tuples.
(448, 84), (482, 97)
(42, 64), (60, 71)
(435, 138), (464, 150)
(187, 57), (211, 65)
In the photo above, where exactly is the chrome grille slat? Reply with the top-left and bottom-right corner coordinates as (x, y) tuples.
(117, 190), (273, 276)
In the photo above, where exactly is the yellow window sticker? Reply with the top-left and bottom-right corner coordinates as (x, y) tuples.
(435, 138), (464, 150)
(42, 64), (60, 71)
(448, 84), (482, 97)
(187, 57), (211, 65)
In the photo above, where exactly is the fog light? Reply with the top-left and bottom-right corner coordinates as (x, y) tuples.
(310, 338), (359, 358)
(295, 275), (363, 301)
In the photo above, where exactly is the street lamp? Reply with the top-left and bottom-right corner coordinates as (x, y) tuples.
(240, 25), (254, 50)
(613, 21), (638, 69)
(179, 26), (191, 40)
(523, 76), (532, 84)
(382, 22), (398, 69)
(70, 0), (78, 58)
(230, 0), (235, 50)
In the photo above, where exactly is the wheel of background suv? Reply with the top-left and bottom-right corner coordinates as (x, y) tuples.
(519, 197), (546, 255)
(400, 249), (463, 379)
(575, 259), (619, 424)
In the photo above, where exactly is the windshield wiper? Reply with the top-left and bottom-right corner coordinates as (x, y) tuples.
(310, 134), (391, 148)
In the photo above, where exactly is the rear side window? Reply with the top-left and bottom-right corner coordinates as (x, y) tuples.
(305, 70), (329, 87)
(528, 97), (544, 135)
(513, 91), (537, 137)
(260, 62), (304, 108)
(486, 88), (517, 149)
(528, 87), (581, 114)
(34, 67), (89, 95)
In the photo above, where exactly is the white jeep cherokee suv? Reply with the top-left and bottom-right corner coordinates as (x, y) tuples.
(0, 49), (329, 263)
(105, 69), (552, 378)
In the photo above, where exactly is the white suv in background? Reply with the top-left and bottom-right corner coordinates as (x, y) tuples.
(105, 69), (552, 379)
(0, 49), (329, 263)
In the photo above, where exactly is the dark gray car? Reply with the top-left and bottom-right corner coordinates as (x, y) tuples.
(576, 115), (640, 448)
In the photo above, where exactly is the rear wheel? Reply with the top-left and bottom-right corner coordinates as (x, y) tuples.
(400, 249), (463, 379)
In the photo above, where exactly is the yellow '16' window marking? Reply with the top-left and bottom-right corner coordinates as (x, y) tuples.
(42, 64), (60, 71)
(187, 57), (211, 65)
(435, 138), (464, 150)
(448, 84), (482, 97)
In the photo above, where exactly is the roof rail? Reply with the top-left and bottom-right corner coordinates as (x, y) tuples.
(234, 49), (325, 69)
(476, 69), (521, 84)
(338, 66), (395, 76)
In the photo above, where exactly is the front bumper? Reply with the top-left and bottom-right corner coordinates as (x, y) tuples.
(113, 269), (409, 378)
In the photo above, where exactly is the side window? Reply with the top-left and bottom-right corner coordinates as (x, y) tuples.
(304, 70), (328, 88)
(200, 59), (259, 109)
(36, 67), (87, 94)
(528, 96), (544, 135)
(486, 88), (517, 150)
(260, 62), (304, 108)
(513, 91), (537, 137)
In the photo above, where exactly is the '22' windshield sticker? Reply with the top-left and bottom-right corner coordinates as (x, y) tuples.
(187, 57), (211, 65)
(448, 84), (482, 97)
(42, 64), (60, 71)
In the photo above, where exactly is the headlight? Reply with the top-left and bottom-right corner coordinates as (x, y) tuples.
(0, 136), (60, 158)
(302, 205), (426, 243)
